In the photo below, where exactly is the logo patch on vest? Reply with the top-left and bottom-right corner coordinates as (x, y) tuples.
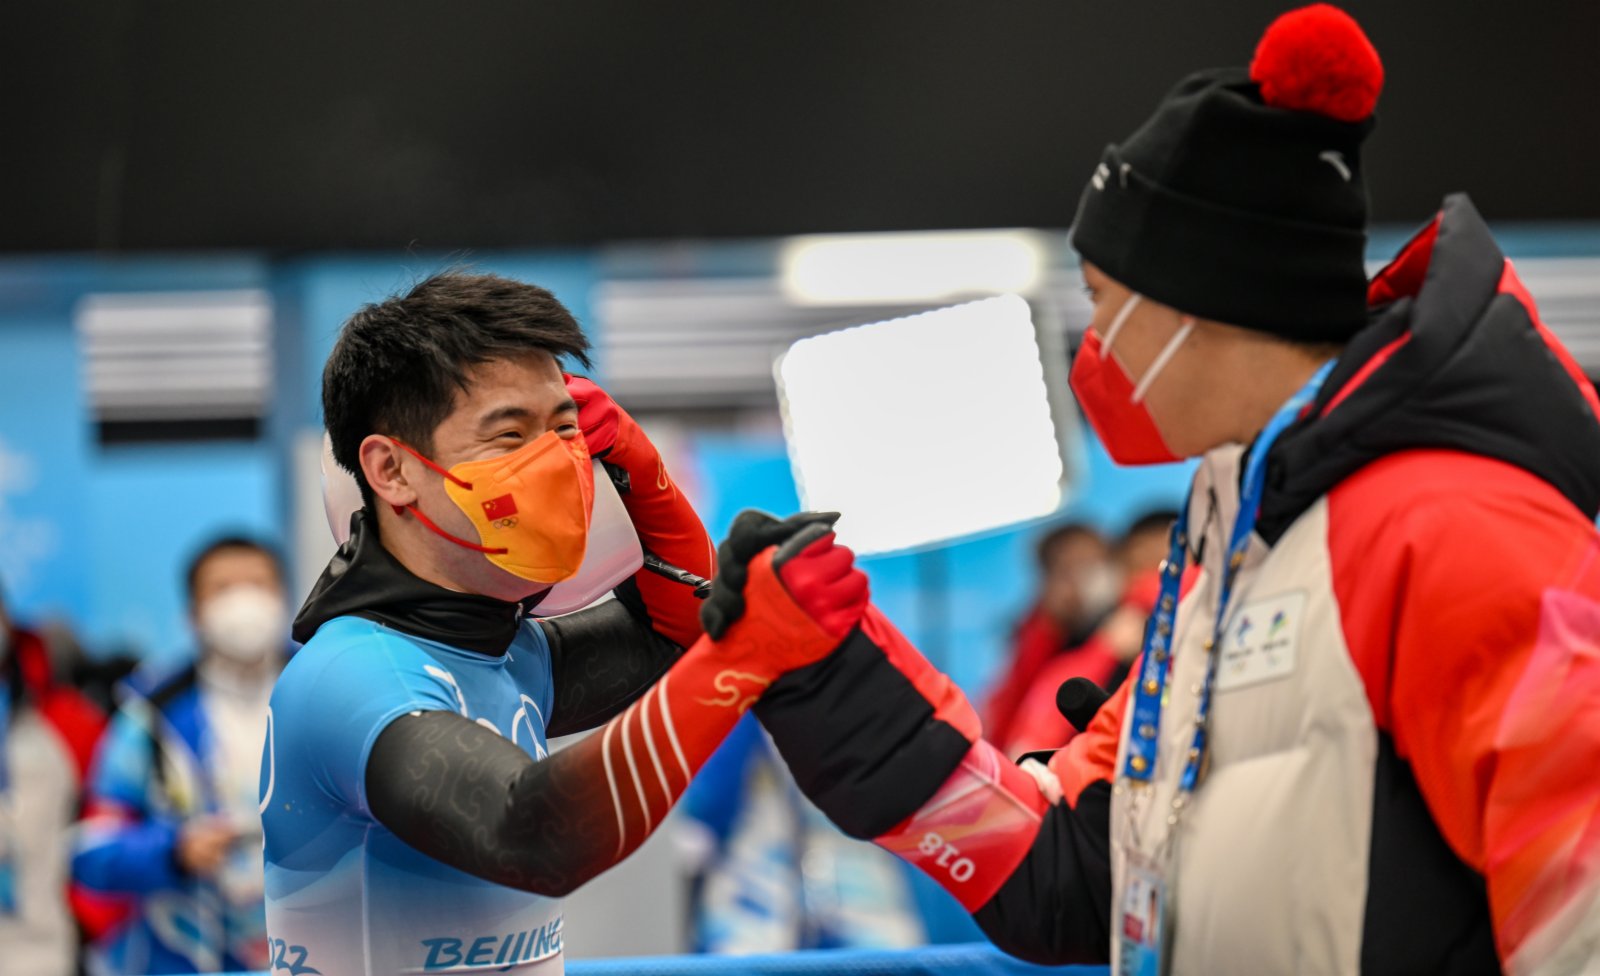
(1217, 591), (1304, 692)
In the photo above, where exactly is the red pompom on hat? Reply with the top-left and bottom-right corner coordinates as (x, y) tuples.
(1250, 3), (1383, 123)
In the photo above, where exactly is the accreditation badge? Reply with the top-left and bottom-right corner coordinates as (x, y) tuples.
(1118, 848), (1172, 976)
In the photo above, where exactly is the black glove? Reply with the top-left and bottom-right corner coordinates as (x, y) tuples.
(699, 509), (841, 640)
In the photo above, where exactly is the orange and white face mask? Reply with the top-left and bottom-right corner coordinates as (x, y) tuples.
(391, 431), (595, 584)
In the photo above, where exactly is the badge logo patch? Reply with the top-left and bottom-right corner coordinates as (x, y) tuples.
(1217, 591), (1305, 692)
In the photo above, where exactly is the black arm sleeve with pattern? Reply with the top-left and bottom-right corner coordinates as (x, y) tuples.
(365, 710), (623, 898)
(537, 580), (682, 738)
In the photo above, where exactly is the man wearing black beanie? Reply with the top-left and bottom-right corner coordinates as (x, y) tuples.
(704, 5), (1600, 973)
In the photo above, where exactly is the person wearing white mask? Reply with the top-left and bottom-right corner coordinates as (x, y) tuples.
(74, 536), (290, 975)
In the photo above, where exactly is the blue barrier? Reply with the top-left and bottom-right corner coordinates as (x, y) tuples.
(237, 944), (1106, 976)
(564, 945), (1106, 975)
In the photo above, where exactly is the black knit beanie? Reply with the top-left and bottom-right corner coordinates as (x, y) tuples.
(1070, 4), (1384, 344)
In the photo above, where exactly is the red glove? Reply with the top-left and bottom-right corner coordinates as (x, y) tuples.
(578, 510), (868, 864)
(698, 510), (868, 675)
(567, 374), (715, 647)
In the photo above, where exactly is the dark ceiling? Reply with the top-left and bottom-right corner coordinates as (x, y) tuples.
(6, 1), (1597, 252)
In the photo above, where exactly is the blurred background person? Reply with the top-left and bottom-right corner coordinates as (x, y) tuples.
(1091, 509), (1183, 685)
(0, 580), (107, 976)
(1112, 511), (1179, 594)
(35, 621), (140, 720)
(74, 537), (290, 974)
(995, 511), (1178, 759)
(980, 523), (1115, 753)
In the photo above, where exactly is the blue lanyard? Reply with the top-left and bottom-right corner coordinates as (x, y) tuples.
(0, 677), (9, 794)
(1121, 360), (1336, 791)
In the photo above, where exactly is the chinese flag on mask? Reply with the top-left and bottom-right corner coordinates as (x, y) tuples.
(482, 494), (518, 520)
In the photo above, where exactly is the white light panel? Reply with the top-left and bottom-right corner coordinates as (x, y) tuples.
(776, 295), (1063, 555)
(779, 230), (1046, 306)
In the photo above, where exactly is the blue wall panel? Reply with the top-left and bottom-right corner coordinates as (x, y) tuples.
(84, 443), (279, 662)
(0, 313), (93, 623)
(0, 257), (276, 656)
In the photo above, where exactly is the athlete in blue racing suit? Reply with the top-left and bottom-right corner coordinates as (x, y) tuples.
(261, 272), (870, 975)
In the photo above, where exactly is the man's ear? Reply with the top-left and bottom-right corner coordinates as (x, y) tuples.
(359, 435), (418, 510)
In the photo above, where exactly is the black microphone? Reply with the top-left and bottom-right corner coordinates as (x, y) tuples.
(1056, 677), (1111, 734)
(1015, 677), (1115, 767)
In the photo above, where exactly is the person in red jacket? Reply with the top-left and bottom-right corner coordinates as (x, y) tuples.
(998, 513), (1178, 759)
(982, 523), (1115, 753)
(0, 584), (108, 975)
(725, 5), (1600, 973)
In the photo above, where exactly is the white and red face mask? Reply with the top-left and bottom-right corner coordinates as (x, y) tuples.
(1069, 293), (1194, 465)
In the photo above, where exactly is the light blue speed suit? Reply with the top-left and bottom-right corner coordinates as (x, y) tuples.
(262, 615), (562, 974)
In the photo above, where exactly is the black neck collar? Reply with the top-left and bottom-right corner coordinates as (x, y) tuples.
(292, 511), (533, 656)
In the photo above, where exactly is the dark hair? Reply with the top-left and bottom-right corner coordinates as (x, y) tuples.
(1120, 509), (1181, 547)
(185, 535), (284, 603)
(1035, 522), (1105, 571)
(322, 270), (593, 505)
